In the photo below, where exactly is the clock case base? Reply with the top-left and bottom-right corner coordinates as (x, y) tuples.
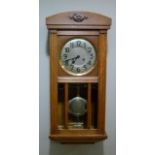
(49, 131), (107, 143)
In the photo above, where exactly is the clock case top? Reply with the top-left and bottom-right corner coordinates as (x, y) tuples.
(46, 11), (111, 143)
(46, 11), (111, 30)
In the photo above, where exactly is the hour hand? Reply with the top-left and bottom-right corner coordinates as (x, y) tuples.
(72, 60), (75, 64)
(65, 55), (80, 62)
(72, 55), (80, 64)
(76, 55), (80, 59)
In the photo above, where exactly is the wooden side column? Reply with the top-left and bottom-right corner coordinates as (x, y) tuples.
(97, 31), (107, 131)
(64, 83), (68, 129)
(49, 30), (58, 134)
(87, 83), (92, 129)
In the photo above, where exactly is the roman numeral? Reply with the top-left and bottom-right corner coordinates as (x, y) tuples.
(65, 47), (70, 53)
(77, 41), (81, 47)
(70, 42), (74, 48)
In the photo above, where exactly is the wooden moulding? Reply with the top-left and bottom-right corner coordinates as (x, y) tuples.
(46, 11), (111, 30)
(49, 31), (58, 133)
(97, 32), (107, 130)
(49, 134), (107, 143)
(49, 129), (107, 143)
(49, 132), (107, 143)
(58, 76), (98, 83)
(57, 30), (101, 36)
(47, 25), (110, 30)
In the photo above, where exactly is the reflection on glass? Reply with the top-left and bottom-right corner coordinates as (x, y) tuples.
(68, 84), (88, 128)
(58, 84), (64, 129)
(57, 83), (98, 129)
(91, 83), (98, 128)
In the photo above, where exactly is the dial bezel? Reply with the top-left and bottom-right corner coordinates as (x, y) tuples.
(59, 38), (97, 76)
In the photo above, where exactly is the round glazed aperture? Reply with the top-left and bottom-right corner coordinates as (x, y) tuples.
(59, 38), (96, 76)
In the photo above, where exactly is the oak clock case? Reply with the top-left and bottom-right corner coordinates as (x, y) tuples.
(46, 11), (111, 143)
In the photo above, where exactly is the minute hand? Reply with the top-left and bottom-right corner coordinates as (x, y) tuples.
(65, 55), (80, 61)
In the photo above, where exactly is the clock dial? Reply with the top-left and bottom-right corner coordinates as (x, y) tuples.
(59, 38), (96, 76)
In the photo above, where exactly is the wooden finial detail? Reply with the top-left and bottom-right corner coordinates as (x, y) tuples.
(69, 13), (88, 22)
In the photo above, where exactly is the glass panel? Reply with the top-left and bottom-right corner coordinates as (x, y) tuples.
(91, 83), (98, 128)
(58, 83), (64, 129)
(68, 84), (88, 129)
(57, 83), (98, 129)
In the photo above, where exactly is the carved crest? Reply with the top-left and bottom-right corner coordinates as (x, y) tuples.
(69, 13), (88, 22)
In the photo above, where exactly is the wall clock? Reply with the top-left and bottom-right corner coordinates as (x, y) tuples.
(46, 11), (111, 143)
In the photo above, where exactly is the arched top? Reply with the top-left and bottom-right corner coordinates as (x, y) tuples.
(46, 11), (112, 30)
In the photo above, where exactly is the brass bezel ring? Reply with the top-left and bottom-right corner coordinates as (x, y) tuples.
(59, 38), (97, 76)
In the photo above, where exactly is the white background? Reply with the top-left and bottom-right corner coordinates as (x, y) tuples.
(0, 0), (155, 155)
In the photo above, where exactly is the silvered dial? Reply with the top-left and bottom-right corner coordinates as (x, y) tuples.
(59, 39), (96, 76)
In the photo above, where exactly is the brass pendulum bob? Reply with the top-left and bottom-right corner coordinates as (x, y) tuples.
(69, 84), (87, 128)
